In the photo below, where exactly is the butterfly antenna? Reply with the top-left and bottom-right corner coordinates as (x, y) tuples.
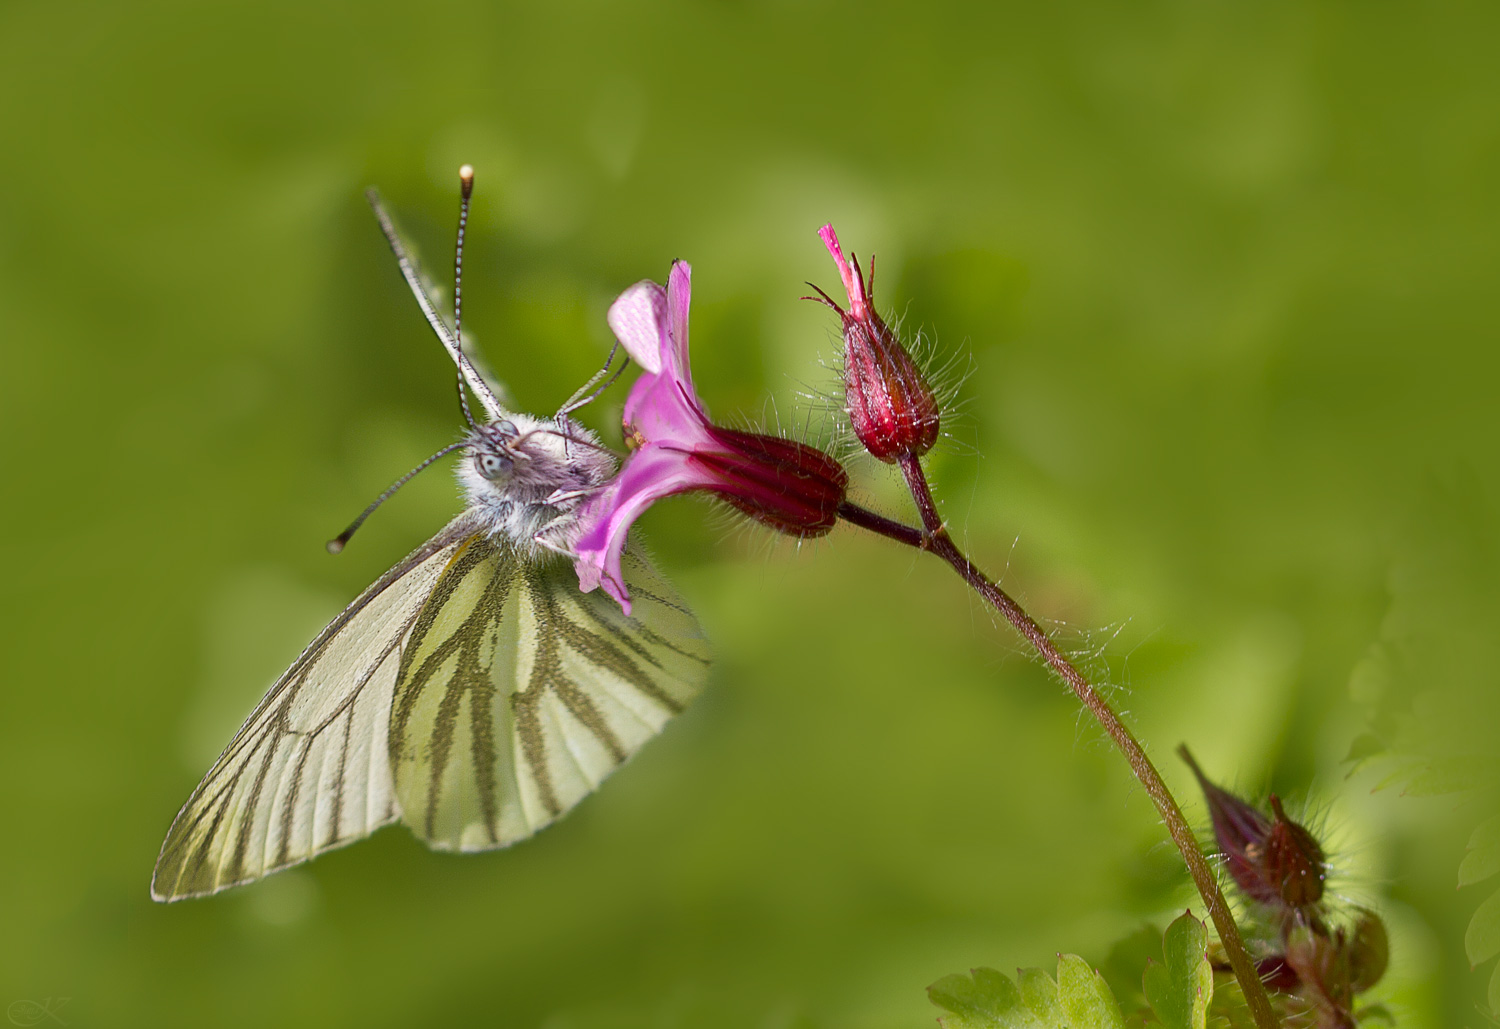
(452, 165), (478, 431)
(366, 186), (504, 418)
(557, 341), (630, 417)
(326, 440), (469, 553)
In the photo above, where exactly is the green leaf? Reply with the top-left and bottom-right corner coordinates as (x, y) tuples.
(1016, 966), (1059, 1022)
(1402, 756), (1487, 796)
(1057, 955), (1126, 1029)
(1373, 755), (1486, 797)
(1099, 924), (1163, 1016)
(1456, 814), (1500, 1018)
(1465, 885), (1500, 966)
(1459, 815), (1500, 888)
(1489, 959), (1500, 1019)
(928, 956), (1124, 1029)
(928, 968), (1041, 1029)
(1342, 732), (1387, 769)
(1143, 912), (1213, 1029)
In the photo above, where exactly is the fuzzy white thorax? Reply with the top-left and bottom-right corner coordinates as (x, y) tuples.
(458, 412), (618, 560)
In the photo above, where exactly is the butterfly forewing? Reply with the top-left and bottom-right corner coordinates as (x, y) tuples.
(390, 539), (711, 851)
(151, 518), (477, 901)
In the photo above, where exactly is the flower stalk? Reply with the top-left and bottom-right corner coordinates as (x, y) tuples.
(837, 459), (1281, 1029)
(809, 224), (1278, 1028)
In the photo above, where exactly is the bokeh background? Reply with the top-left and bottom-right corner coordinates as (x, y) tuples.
(2, 1), (1497, 1026)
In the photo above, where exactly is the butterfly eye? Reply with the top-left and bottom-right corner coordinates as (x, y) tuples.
(475, 452), (512, 480)
(494, 419), (518, 438)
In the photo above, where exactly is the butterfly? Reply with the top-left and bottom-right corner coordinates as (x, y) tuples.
(151, 170), (711, 902)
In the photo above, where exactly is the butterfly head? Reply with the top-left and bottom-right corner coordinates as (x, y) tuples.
(459, 413), (618, 555)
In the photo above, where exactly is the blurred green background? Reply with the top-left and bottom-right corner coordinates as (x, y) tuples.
(2, 1), (1497, 1026)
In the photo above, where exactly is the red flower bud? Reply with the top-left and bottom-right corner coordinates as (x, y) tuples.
(1265, 794), (1327, 909)
(1180, 748), (1332, 916)
(812, 225), (940, 462)
(1178, 745), (1279, 906)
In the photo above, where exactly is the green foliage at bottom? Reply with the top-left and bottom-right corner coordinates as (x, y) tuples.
(931, 914), (1221, 1029)
(1142, 913), (1213, 1029)
(928, 954), (1125, 1029)
(1460, 815), (1500, 1016)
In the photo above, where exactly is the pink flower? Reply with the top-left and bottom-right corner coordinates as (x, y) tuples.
(575, 261), (848, 613)
(810, 224), (940, 463)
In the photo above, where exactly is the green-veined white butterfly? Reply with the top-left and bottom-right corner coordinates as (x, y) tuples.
(151, 170), (710, 902)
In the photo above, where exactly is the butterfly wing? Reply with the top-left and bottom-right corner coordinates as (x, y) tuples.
(151, 517), (479, 901)
(390, 537), (711, 850)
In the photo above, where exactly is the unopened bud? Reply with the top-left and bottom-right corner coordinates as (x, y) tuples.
(1265, 794), (1327, 909)
(1346, 908), (1389, 994)
(1180, 747), (1332, 914)
(1178, 745), (1278, 906)
(812, 225), (940, 462)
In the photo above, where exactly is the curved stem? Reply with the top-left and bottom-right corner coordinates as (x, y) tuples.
(837, 459), (1280, 1029)
(835, 497), (924, 547)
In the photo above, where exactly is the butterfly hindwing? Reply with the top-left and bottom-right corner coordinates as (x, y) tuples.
(389, 537), (711, 851)
(150, 518), (477, 901)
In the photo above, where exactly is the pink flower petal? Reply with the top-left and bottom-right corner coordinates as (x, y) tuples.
(607, 281), (668, 374)
(574, 444), (707, 614)
(623, 368), (711, 446)
(817, 224), (867, 320)
(664, 261), (694, 387)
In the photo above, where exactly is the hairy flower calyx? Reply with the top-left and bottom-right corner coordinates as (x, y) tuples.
(686, 424), (847, 536)
(812, 224), (940, 463)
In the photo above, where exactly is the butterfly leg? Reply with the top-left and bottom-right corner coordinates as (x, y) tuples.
(556, 344), (629, 417)
(531, 530), (579, 560)
(541, 484), (608, 507)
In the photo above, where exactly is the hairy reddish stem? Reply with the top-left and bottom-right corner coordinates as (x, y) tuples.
(836, 457), (1280, 1029)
